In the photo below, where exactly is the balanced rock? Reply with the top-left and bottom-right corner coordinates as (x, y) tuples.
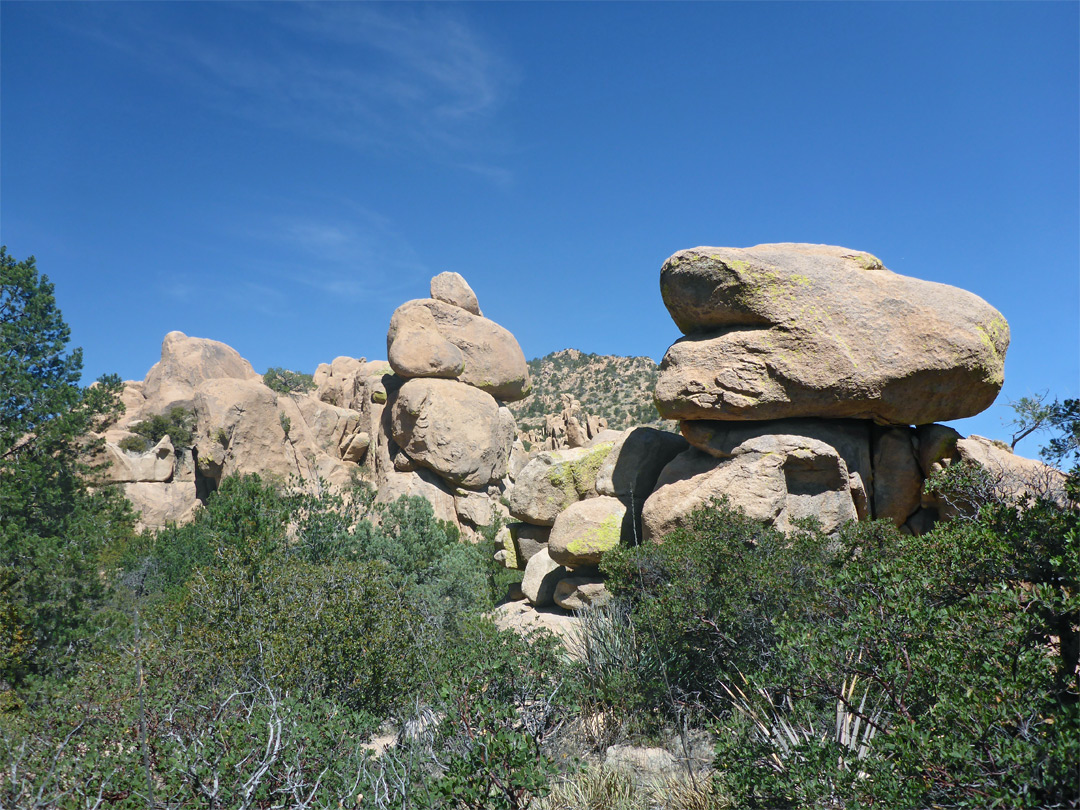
(387, 298), (530, 402)
(655, 244), (1009, 425)
(508, 443), (615, 526)
(430, 271), (481, 316)
(390, 378), (515, 489)
(548, 496), (627, 567)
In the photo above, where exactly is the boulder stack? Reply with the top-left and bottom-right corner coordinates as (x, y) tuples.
(381, 276), (532, 532)
(644, 243), (1016, 540)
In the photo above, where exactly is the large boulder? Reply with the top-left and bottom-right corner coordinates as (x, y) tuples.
(508, 443), (615, 526)
(548, 496), (628, 567)
(642, 437), (860, 542)
(655, 244), (1009, 425)
(521, 548), (567, 608)
(387, 299), (530, 402)
(142, 331), (260, 411)
(390, 378), (514, 488)
(124, 481), (197, 530)
(680, 419), (873, 519)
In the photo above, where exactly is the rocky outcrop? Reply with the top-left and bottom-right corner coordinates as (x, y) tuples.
(508, 443), (614, 527)
(655, 243), (1008, 425)
(521, 394), (610, 451)
(104, 333), (375, 529)
(141, 330), (260, 412)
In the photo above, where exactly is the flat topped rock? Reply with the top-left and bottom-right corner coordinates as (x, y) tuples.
(655, 243), (1009, 425)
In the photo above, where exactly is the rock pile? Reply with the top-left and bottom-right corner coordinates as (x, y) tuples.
(500, 424), (687, 609)
(380, 272), (531, 530)
(106, 247), (1061, 624)
(643, 243), (1014, 539)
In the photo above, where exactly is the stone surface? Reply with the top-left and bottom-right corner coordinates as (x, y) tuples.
(680, 418), (873, 519)
(106, 436), (175, 483)
(142, 331), (260, 411)
(596, 427), (689, 503)
(915, 423), (962, 477)
(296, 397), (361, 459)
(491, 600), (579, 649)
(548, 496), (628, 567)
(340, 431), (371, 463)
(655, 243), (1009, 425)
(503, 523), (551, 570)
(454, 488), (498, 528)
(553, 577), (610, 611)
(391, 378), (513, 488)
(387, 299), (530, 402)
(387, 305), (465, 379)
(508, 443), (615, 526)
(872, 427), (923, 526)
(430, 271), (481, 315)
(642, 437), (859, 542)
(956, 436), (1068, 505)
(520, 548), (567, 608)
(124, 481), (197, 529)
(375, 466), (459, 525)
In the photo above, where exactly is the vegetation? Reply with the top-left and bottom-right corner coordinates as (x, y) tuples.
(508, 349), (666, 433)
(121, 406), (195, 452)
(263, 366), (316, 395)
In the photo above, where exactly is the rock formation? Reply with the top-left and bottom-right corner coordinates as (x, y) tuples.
(104, 247), (1062, 622)
(103, 331), (373, 529)
(655, 243), (1008, 425)
(643, 243), (1022, 542)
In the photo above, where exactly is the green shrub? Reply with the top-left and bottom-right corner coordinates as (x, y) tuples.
(601, 498), (843, 706)
(263, 366), (315, 394)
(129, 405), (193, 448)
(117, 433), (149, 453)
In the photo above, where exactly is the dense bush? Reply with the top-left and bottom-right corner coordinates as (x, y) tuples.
(125, 405), (195, 450)
(263, 366), (316, 394)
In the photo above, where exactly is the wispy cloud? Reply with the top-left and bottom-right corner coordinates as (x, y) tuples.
(243, 204), (430, 304)
(70, 4), (516, 176)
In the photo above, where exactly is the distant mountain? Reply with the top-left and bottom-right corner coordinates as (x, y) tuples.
(507, 349), (670, 433)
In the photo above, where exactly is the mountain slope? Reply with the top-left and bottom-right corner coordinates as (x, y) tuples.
(508, 349), (669, 433)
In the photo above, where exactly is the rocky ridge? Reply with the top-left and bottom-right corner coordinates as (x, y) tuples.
(103, 245), (1063, 621)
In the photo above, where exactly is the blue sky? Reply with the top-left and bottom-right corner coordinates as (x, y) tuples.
(2, 2), (1077, 453)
